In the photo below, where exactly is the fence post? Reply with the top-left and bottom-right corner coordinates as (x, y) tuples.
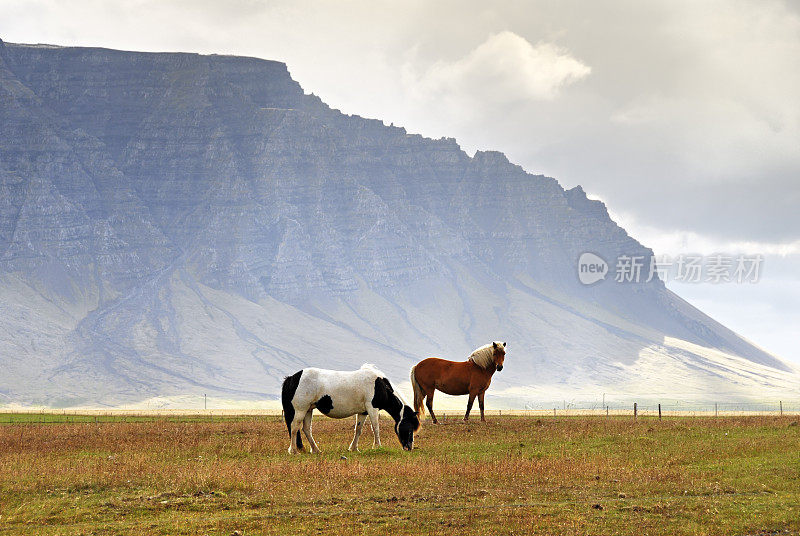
(780, 401), (783, 416)
(553, 408), (556, 419)
(633, 402), (637, 422)
(658, 403), (662, 421)
(715, 403), (718, 418)
(606, 406), (609, 417)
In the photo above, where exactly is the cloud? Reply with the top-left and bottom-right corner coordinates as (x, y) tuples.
(403, 31), (590, 111)
(602, 201), (800, 258)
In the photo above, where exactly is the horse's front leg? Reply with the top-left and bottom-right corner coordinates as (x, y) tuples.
(367, 408), (381, 448)
(464, 392), (476, 421)
(478, 392), (486, 422)
(302, 411), (321, 453)
(349, 413), (368, 452)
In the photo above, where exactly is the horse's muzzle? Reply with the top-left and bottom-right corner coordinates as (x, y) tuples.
(496, 365), (503, 372)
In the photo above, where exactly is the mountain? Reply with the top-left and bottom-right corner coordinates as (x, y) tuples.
(0, 39), (796, 407)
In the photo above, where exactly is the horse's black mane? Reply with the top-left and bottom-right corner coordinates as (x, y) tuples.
(371, 377), (405, 422)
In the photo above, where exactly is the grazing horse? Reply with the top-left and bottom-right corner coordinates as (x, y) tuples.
(281, 363), (420, 454)
(410, 341), (506, 423)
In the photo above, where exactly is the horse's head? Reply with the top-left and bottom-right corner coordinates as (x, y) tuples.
(395, 406), (421, 451)
(492, 341), (507, 372)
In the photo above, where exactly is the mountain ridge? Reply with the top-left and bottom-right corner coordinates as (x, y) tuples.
(0, 40), (796, 407)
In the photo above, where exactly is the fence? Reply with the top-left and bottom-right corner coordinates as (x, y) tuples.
(0, 409), (285, 424)
(520, 399), (800, 417)
(1, 399), (799, 424)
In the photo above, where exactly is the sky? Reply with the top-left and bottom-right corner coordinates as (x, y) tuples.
(1, 0), (798, 364)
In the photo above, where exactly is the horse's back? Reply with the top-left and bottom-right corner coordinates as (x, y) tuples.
(415, 357), (467, 372)
(293, 366), (375, 418)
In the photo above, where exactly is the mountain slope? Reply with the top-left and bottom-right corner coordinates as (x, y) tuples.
(0, 39), (796, 407)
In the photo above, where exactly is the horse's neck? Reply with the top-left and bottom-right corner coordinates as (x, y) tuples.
(383, 395), (403, 422)
(470, 360), (496, 374)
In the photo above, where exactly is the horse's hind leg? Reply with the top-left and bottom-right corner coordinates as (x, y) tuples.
(426, 390), (439, 424)
(289, 414), (305, 454)
(302, 410), (321, 454)
(348, 413), (368, 452)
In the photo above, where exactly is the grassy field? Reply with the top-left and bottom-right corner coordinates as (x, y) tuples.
(0, 414), (798, 535)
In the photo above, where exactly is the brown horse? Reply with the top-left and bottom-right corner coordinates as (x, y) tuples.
(410, 341), (506, 423)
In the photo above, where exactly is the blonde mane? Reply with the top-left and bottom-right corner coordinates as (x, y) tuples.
(468, 343), (498, 370)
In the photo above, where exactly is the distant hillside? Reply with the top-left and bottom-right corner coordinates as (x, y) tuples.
(0, 39), (796, 407)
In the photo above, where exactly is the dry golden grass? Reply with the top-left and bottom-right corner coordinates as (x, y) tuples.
(0, 415), (798, 535)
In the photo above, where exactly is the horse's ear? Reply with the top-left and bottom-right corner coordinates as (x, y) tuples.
(493, 341), (498, 349)
(503, 341), (507, 347)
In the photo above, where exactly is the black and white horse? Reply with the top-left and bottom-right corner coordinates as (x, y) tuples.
(281, 364), (420, 453)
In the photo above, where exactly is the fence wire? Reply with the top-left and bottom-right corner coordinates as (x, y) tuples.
(2, 399), (800, 424)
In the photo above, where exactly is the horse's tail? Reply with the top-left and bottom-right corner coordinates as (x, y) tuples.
(281, 371), (304, 450)
(410, 365), (425, 417)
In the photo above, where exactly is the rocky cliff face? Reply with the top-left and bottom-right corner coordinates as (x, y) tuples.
(0, 40), (796, 406)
